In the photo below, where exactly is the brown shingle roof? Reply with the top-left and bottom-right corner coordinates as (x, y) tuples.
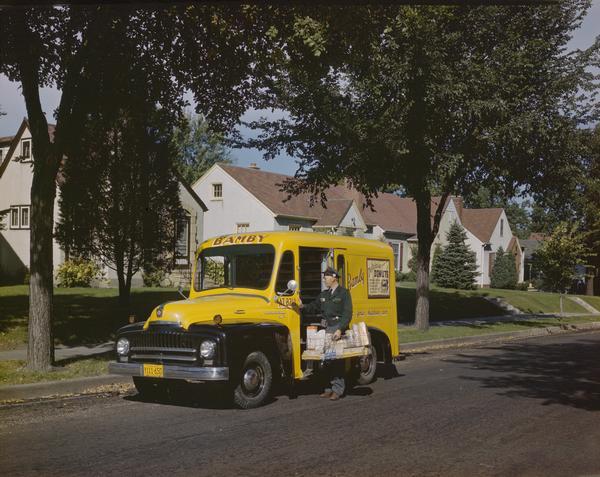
(461, 208), (503, 242)
(221, 164), (357, 225)
(220, 164), (441, 234)
(0, 135), (14, 145)
(220, 165), (507, 240)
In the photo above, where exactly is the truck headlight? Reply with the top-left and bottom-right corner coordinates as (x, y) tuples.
(116, 338), (130, 356)
(200, 340), (216, 358)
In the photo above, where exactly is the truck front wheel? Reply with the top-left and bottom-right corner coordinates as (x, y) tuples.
(233, 351), (273, 409)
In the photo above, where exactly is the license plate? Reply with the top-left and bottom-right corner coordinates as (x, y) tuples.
(143, 364), (164, 378)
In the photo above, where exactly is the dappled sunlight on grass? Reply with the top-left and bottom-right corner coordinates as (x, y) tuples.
(0, 352), (112, 385)
(0, 286), (184, 350)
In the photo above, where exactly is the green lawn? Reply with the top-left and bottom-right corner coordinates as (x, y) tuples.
(580, 295), (600, 311)
(396, 285), (503, 323)
(0, 286), (182, 351)
(396, 281), (591, 319)
(0, 353), (111, 386)
(399, 315), (600, 344)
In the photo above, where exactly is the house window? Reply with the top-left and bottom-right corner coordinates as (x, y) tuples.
(212, 183), (222, 199)
(9, 205), (30, 229)
(20, 206), (30, 228)
(10, 208), (19, 228)
(174, 213), (191, 266)
(289, 224), (301, 231)
(22, 140), (31, 159)
(399, 243), (404, 271)
(236, 223), (249, 234)
(390, 243), (400, 271)
(500, 219), (504, 237)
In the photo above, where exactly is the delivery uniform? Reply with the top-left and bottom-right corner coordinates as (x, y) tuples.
(303, 283), (353, 396)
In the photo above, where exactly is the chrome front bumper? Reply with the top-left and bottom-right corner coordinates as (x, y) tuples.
(108, 362), (229, 381)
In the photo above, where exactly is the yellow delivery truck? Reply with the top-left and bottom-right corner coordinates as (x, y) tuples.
(109, 231), (399, 408)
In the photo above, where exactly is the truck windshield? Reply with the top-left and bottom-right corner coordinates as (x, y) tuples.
(194, 244), (276, 291)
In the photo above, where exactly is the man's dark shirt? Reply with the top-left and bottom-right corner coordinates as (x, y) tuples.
(302, 285), (353, 332)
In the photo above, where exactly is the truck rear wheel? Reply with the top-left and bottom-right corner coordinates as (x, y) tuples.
(233, 351), (273, 409)
(355, 344), (377, 385)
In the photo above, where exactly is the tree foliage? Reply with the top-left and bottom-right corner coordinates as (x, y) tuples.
(534, 222), (591, 293)
(490, 247), (518, 289)
(172, 113), (233, 185)
(245, 2), (598, 329)
(0, 4), (274, 369)
(431, 222), (479, 290)
(56, 105), (182, 306)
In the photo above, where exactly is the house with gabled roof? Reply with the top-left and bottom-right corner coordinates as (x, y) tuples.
(0, 118), (207, 286)
(435, 197), (525, 286)
(193, 163), (524, 286)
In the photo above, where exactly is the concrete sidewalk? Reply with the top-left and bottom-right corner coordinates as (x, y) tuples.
(0, 342), (114, 362)
(398, 312), (595, 328)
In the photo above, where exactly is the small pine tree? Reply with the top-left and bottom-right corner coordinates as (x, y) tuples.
(430, 243), (443, 285)
(490, 247), (518, 289)
(433, 221), (479, 289)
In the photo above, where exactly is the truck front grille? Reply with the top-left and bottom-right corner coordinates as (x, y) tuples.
(128, 329), (200, 366)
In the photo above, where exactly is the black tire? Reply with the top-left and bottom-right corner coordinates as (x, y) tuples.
(133, 376), (170, 400)
(233, 351), (273, 409)
(355, 343), (377, 385)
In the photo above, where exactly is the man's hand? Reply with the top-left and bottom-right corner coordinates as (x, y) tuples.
(332, 329), (342, 341)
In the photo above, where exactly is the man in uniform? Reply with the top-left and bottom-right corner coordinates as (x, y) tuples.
(297, 267), (353, 401)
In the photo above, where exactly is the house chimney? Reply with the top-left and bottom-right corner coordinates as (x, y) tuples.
(249, 163), (260, 170)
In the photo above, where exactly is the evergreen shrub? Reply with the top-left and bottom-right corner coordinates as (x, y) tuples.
(490, 247), (518, 289)
(431, 221), (479, 289)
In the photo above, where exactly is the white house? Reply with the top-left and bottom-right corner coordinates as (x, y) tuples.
(193, 163), (524, 286)
(432, 197), (525, 286)
(0, 118), (207, 286)
(193, 163), (368, 239)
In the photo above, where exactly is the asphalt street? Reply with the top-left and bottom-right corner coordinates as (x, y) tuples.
(1, 331), (600, 477)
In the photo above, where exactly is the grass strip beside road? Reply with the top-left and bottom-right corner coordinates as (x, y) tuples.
(396, 282), (592, 317)
(0, 286), (182, 351)
(399, 315), (600, 344)
(0, 352), (111, 386)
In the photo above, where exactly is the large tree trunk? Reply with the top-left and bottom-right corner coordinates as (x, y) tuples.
(414, 194), (433, 331)
(27, 160), (58, 370)
(15, 10), (59, 371)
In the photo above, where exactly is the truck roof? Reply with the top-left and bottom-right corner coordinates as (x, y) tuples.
(198, 230), (393, 254)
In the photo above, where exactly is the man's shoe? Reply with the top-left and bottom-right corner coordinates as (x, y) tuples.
(329, 393), (341, 401)
(320, 391), (333, 398)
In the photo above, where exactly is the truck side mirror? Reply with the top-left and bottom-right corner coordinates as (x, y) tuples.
(286, 280), (298, 292)
(177, 286), (187, 299)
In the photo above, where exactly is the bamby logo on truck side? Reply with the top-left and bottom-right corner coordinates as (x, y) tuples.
(108, 231), (399, 409)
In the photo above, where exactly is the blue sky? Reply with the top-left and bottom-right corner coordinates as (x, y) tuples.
(1, 2), (598, 176)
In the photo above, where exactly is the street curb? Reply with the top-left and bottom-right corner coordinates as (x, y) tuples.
(0, 374), (131, 402)
(400, 321), (600, 353)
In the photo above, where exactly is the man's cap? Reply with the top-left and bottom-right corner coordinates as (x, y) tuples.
(323, 267), (339, 278)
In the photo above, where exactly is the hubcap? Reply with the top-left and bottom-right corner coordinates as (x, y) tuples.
(360, 346), (375, 374)
(243, 367), (263, 394)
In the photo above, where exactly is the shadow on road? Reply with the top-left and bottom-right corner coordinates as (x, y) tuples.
(123, 362), (404, 409)
(447, 339), (600, 411)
